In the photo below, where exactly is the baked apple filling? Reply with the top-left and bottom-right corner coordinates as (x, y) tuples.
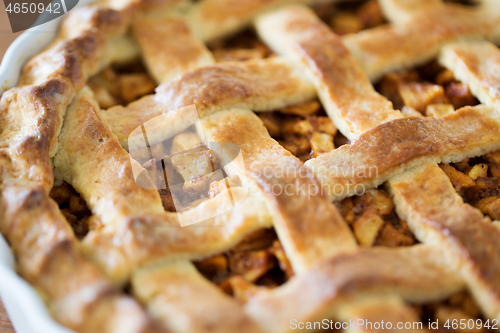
(314, 0), (387, 36)
(338, 189), (417, 247)
(441, 155), (500, 222)
(418, 290), (490, 332)
(49, 182), (97, 239)
(134, 128), (244, 213)
(258, 100), (414, 248)
(375, 59), (500, 224)
(61, 0), (495, 316)
(258, 101), (348, 162)
(444, 0), (478, 6)
(207, 29), (273, 63)
(86, 0), (390, 215)
(194, 228), (294, 302)
(88, 61), (156, 109)
(205, 0), (388, 64)
(372, 56), (497, 325)
(376, 60), (480, 117)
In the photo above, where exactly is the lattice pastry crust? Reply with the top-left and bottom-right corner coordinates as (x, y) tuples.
(2, 0), (500, 332)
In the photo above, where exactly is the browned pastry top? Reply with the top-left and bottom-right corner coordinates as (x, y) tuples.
(2, 0), (500, 333)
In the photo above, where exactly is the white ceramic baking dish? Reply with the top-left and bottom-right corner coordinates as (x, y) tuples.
(0, 2), (95, 331)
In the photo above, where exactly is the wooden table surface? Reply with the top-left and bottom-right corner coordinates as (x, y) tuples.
(0, 1), (22, 64)
(0, 299), (16, 333)
(1, 1), (24, 331)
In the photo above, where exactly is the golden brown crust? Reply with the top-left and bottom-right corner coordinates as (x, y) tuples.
(36, 240), (161, 333)
(60, 97), (273, 283)
(19, 5), (140, 88)
(19, 32), (105, 89)
(81, 193), (273, 284)
(155, 58), (315, 117)
(343, 4), (500, 81)
(0, 78), (73, 190)
(337, 297), (423, 333)
(255, 5), (401, 140)
(0, 2), (167, 332)
(57, 5), (133, 40)
(52, 89), (272, 284)
(104, 58), (316, 148)
(54, 88), (165, 225)
(3, 0), (500, 331)
(378, 0), (443, 24)
(306, 105), (500, 200)
(123, 0), (186, 13)
(245, 245), (463, 333)
(186, 0), (332, 42)
(132, 16), (214, 83)
(389, 164), (500, 319)
(0, 187), (162, 333)
(199, 109), (357, 274)
(440, 41), (500, 111)
(1, 187), (75, 282)
(132, 262), (261, 333)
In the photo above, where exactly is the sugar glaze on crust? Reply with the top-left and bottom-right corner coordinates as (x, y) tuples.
(0, 1), (180, 332)
(306, 105), (500, 200)
(255, 5), (401, 141)
(3, 0), (500, 332)
(252, 0), (500, 324)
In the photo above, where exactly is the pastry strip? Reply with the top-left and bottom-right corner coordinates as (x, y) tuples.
(132, 262), (261, 333)
(4, 0), (500, 331)
(389, 164), (500, 320)
(0, 4), (167, 332)
(132, 16), (214, 83)
(54, 88), (165, 223)
(187, 0), (338, 42)
(199, 109), (357, 274)
(306, 105), (500, 200)
(378, 0), (443, 24)
(81, 193), (273, 284)
(54, 89), (273, 283)
(440, 41), (500, 111)
(337, 297), (422, 333)
(103, 58), (316, 148)
(245, 245), (462, 333)
(343, 4), (500, 81)
(255, 5), (401, 141)
(254, 3), (500, 321)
